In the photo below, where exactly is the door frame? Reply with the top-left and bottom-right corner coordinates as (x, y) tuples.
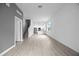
(14, 16), (23, 45)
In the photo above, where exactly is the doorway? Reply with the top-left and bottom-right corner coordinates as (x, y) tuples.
(23, 19), (31, 39)
(15, 16), (23, 43)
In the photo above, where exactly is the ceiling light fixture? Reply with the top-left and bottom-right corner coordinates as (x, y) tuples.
(38, 5), (43, 8)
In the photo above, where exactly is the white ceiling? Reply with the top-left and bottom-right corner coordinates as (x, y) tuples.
(16, 3), (64, 23)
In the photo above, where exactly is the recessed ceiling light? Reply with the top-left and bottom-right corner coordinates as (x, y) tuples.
(38, 5), (43, 8)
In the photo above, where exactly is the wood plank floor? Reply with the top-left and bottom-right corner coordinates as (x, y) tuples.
(4, 34), (79, 56)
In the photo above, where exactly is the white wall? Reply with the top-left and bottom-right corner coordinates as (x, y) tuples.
(46, 18), (56, 39)
(46, 3), (79, 52)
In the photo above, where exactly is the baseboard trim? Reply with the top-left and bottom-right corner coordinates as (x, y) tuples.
(45, 33), (79, 55)
(0, 44), (15, 56)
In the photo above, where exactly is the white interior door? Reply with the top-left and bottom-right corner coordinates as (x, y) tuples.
(15, 16), (23, 42)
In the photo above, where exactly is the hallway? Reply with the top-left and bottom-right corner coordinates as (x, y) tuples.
(4, 34), (78, 56)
